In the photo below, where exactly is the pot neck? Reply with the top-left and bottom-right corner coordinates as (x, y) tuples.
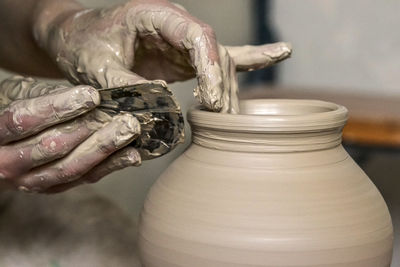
(188, 99), (348, 153)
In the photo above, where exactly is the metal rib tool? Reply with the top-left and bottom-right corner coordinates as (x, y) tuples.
(98, 82), (185, 160)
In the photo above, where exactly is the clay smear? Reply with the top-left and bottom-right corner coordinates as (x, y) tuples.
(220, 42), (292, 114)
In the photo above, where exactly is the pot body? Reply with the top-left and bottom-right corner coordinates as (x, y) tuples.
(138, 100), (393, 267)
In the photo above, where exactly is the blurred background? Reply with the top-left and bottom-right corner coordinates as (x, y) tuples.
(0, 0), (398, 265)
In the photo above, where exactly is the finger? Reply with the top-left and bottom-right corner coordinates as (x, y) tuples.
(0, 109), (112, 179)
(65, 46), (149, 89)
(131, 5), (223, 111)
(0, 85), (100, 145)
(100, 61), (149, 88)
(218, 45), (239, 114)
(225, 42), (292, 71)
(100, 61), (168, 95)
(14, 113), (140, 192)
(0, 76), (68, 106)
(44, 147), (141, 194)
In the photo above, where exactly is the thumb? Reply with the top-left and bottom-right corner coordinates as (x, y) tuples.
(0, 76), (68, 106)
(225, 42), (292, 72)
(101, 62), (150, 88)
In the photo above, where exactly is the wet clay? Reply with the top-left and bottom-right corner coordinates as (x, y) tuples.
(0, 76), (68, 106)
(219, 42), (292, 113)
(32, 0), (292, 113)
(20, 109), (112, 169)
(14, 113), (140, 193)
(33, 0), (224, 111)
(0, 76), (100, 145)
(0, 76), (142, 193)
(138, 99), (393, 266)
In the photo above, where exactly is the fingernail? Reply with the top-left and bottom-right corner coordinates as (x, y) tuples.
(127, 149), (141, 166)
(266, 42), (292, 59)
(280, 42), (292, 55)
(112, 113), (141, 148)
(78, 86), (101, 108)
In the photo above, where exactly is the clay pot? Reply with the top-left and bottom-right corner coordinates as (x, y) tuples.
(138, 99), (393, 267)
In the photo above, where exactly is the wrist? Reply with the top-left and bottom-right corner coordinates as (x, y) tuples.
(32, 0), (84, 51)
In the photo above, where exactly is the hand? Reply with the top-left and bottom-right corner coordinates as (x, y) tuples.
(0, 76), (141, 194)
(33, 0), (292, 112)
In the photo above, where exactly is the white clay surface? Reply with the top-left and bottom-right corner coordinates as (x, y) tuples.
(138, 99), (393, 267)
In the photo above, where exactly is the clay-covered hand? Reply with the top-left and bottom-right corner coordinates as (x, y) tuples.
(0, 76), (141, 194)
(33, 0), (291, 112)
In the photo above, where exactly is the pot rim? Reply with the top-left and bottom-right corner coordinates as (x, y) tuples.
(188, 99), (348, 133)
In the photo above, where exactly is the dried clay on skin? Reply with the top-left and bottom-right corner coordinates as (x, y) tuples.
(219, 42), (293, 114)
(28, 109), (112, 166)
(0, 85), (99, 144)
(33, 0), (292, 114)
(15, 113), (140, 192)
(0, 109), (112, 179)
(0, 77), (113, 182)
(34, 1), (224, 111)
(0, 76), (68, 107)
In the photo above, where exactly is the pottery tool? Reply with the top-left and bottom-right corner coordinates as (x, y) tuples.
(97, 82), (185, 160)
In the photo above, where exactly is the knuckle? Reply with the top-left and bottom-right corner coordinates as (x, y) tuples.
(15, 172), (54, 193)
(35, 137), (66, 160)
(6, 101), (27, 135)
(56, 165), (81, 183)
(95, 141), (115, 155)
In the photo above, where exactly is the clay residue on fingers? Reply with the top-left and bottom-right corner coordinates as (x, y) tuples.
(84, 147), (141, 184)
(48, 86), (100, 119)
(8, 86), (98, 134)
(14, 113), (140, 192)
(129, 3), (223, 111)
(192, 62), (223, 112)
(40, 4), (140, 89)
(218, 45), (239, 114)
(61, 112), (140, 171)
(219, 42), (292, 114)
(0, 76), (68, 107)
(183, 22), (222, 111)
(29, 109), (112, 166)
(91, 113), (140, 154)
(0, 85), (100, 145)
(0, 109), (112, 180)
(43, 147), (141, 193)
(227, 42), (292, 72)
(183, 21), (223, 111)
(113, 113), (141, 148)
